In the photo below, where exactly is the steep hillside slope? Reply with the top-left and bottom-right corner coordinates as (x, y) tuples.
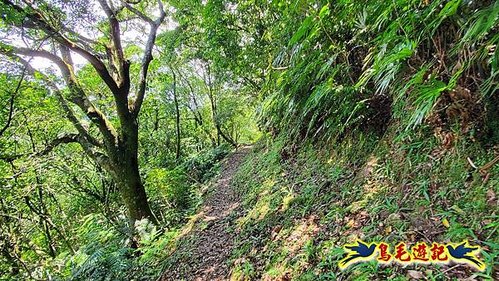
(228, 132), (498, 280)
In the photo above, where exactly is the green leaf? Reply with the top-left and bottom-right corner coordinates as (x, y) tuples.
(289, 16), (313, 45)
(407, 78), (447, 130)
(319, 4), (330, 19)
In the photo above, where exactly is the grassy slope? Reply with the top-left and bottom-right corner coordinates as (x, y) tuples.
(228, 126), (498, 280)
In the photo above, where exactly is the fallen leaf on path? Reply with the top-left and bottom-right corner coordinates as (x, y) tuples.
(384, 226), (392, 235)
(203, 215), (218, 222)
(442, 218), (450, 228)
(407, 270), (424, 279)
(486, 189), (496, 205)
(450, 205), (465, 216)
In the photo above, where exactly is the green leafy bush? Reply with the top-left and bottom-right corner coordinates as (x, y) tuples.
(146, 167), (191, 210)
(181, 144), (231, 182)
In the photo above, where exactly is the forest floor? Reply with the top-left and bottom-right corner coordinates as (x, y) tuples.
(159, 140), (498, 281)
(160, 146), (251, 281)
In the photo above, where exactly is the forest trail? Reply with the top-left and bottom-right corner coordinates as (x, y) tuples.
(160, 147), (251, 281)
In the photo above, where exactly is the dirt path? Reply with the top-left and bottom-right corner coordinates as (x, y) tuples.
(160, 147), (250, 281)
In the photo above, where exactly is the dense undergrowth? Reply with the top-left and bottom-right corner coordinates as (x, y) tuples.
(229, 131), (498, 280)
(261, 0), (498, 145)
(46, 145), (230, 281)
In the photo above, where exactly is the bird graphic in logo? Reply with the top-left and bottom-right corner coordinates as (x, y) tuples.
(339, 240), (377, 269)
(446, 241), (485, 271)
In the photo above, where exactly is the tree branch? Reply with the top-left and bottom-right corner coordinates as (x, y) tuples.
(119, 0), (154, 25)
(36, 134), (80, 156)
(1, 42), (119, 149)
(58, 45), (119, 148)
(131, 0), (166, 116)
(2, 0), (120, 94)
(0, 45), (68, 73)
(0, 51), (106, 149)
(97, 0), (126, 84)
(1, 134), (85, 162)
(0, 68), (25, 137)
(58, 25), (106, 58)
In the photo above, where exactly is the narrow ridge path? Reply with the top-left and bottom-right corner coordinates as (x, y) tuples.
(160, 147), (250, 281)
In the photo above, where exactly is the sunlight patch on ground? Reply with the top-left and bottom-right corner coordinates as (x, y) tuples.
(179, 210), (205, 238)
(280, 193), (295, 212)
(235, 178), (278, 227)
(282, 215), (320, 254)
(259, 215), (321, 280)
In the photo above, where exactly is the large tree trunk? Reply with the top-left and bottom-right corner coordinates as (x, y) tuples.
(116, 160), (155, 226)
(109, 117), (155, 226)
